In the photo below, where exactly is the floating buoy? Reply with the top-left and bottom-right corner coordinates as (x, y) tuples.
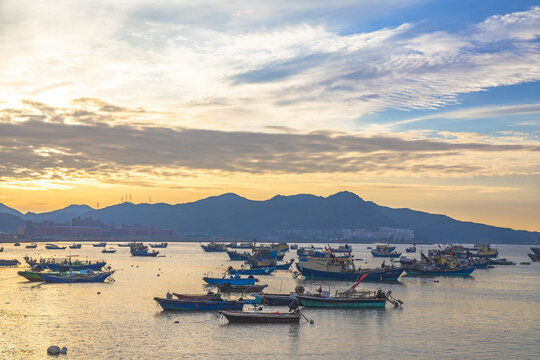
(174, 320), (179, 324)
(47, 346), (61, 355)
(60, 347), (67, 354)
(157, 274), (160, 277)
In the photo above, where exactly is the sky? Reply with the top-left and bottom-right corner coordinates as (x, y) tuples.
(0, 0), (539, 231)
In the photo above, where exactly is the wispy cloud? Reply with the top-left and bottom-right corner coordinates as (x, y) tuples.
(2, 4), (540, 132)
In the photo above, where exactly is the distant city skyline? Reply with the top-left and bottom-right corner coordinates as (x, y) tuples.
(1, 1), (539, 231)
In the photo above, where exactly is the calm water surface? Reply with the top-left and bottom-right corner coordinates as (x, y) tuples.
(1, 243), (539, 359)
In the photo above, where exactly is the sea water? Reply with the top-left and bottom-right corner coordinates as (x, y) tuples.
(1, 243), (539, 359)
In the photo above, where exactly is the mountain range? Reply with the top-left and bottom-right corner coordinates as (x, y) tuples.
(0, 191), (538, 244)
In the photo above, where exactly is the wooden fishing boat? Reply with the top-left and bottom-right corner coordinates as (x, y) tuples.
(24, 256), (107, 271)
(217, 283), (268, 293)
(93, 242), (107, 247)
(0, 247), (3, 252)
(150, 242), (168, 248)
(226, 250), (253, 261)
(117, 244), (131, 247)
(14, 242), (21, 246)
(130, 243), (159, 257)
(251, 292), (298, 306)
(220, 310), (300, 323)
(296, 257), (404, 281)
(201, 243), (227, 252)
(101, 248), (117, 253)
(371, 249), (402, 258)
(25, 243), (37, 249)
(488, 258), (515, 265)
(40, 270), (114, 283)
(69, 243), (82, 249)
(296, 274), (402, 309)
(154, 296), (243, 311)
(0, 259), (20, 267)
(203, 274), (258, 285)
(45, 244), (66, 250)
(227, 266), (275, 275)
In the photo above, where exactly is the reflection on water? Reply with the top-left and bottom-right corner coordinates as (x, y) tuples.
(0, 243), (539, 359)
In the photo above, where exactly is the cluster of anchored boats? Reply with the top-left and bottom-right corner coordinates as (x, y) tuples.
(1, 241), (537, 324)
(5, 241), (169, 283)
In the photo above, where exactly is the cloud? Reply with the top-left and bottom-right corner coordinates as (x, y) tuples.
(2, 4), (540, 132)
(0, 100), (539, 189)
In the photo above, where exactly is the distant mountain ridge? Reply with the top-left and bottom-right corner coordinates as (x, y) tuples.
(0, 191), (538, 244)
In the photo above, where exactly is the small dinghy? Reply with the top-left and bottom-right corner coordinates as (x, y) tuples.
(220, 310), (300, 323)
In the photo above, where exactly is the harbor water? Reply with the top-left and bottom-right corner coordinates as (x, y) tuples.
(1, 243), (539, 359)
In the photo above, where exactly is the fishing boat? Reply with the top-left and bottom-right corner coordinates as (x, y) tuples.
(470, 244), (498, 258)
(24, 256), (107, 271)
(488, 258), (516, 265)
(0, 259), (20, 267)
(296, 257), (404, 281)
(150, 242), (168, 248)
(227, 266), (275, 275)
(226, 250), (252, 261)
(248, 258), (295, 270)
(220, 310), (300, 323)
(45, 244), (66, 250)
(203, 273), (258, 286)
(290, 244), (298, 250)
(130, 243), (159, 257)
(14, 242), (21, 246)
(102, 248), (117, 254)
(69, 243), (82, 249)
(217, 283), (268, 293)
(201, 242), (227, 252)
(0, 247), (3, 252)
(93, 242), (107, 247)
(40, 270), (114, 283)
(251, 292), (298, 306)
(530, 247), (540, 255)
(329, 244), (353, 253)
(154, 293), (243, 311)
(402, 253), (475, 276)
(117, 243), (131, 247)
(405, 246), (416, 253)
(371, 249), (401, 258)
(296, 274), (402, 309)
(25, 243), (37, 249)
(17, 268), (61, 281)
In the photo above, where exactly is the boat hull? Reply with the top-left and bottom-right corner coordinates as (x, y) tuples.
(296, 264), (404, 282)
(41, 272), (112, 283)
(154, 298), (243, 311)
(296, 295), (386, 308)
(220, 311), (300, 323)
(201, 244), (226, 252)
(217, 284), (268, 293)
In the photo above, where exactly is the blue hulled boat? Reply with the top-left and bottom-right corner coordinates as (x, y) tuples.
(371, 249), (402, 258)
(226, 250), (252, 261)
(154, 296), (243, 311)
(296, 264), (404, 281)
(45, 244), (66, 250)
(130, 243), (159, 257)
(203, 273), (258, 286)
